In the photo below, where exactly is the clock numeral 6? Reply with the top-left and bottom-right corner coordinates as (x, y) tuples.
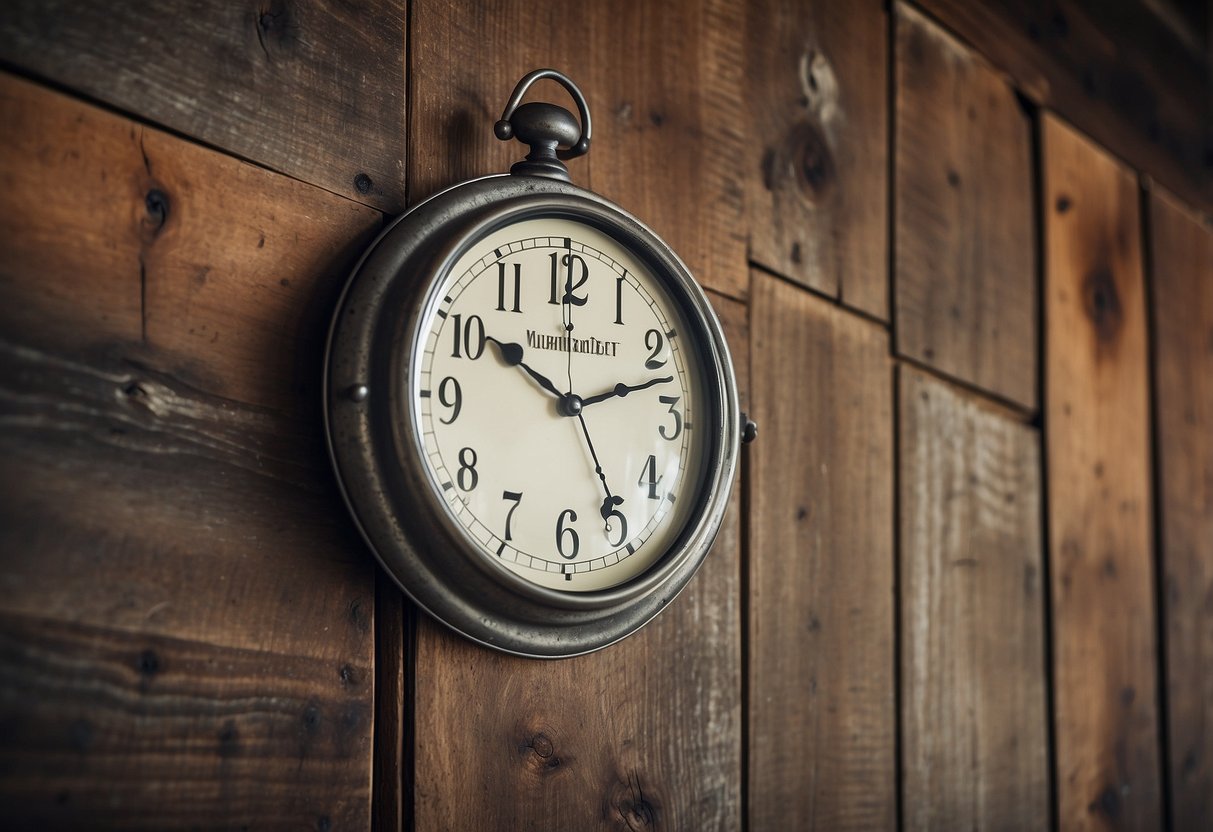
(556, 508), (579, 559)
(457, 447), (478, 492)
(450, 313), (486, 360)
(438, 376), (462, 425)
(501, 490), (523, 541)
(658, 395), (683, 441)
(639, 454), (663, 500)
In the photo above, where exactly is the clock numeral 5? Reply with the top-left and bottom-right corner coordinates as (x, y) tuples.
(451, 314), (486, 359)
(605, 507), (628, 547)
(638, 454), (663, 500)
(457, 447), (479, 492)
(501, 490), (523, 542)
(556, 508), (579, 559)
(658, 395), (683, 441)
(438, 376), (462, 424)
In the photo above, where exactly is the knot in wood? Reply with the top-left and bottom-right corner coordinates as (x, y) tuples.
(1082, 266), (1123, 344)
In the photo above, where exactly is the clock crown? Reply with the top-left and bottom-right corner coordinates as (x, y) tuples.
(494, 69), (592, 182)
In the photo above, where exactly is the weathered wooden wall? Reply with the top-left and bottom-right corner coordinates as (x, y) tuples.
(0, 1), (1209, 830)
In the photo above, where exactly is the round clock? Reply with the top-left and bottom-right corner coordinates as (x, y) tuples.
(325, 70), (750, 657)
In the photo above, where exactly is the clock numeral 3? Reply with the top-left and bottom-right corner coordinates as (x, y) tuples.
(438, 376), (462, 424)
(658, 395), (683, 441)
(644, 328), (667, 369)
(549, 252), (588, 306)
(638, 454), (663, 500)
(496, 262), (522, 313)
(556, 509), (580, 559)
(501, 490), (523, 541)
(457, 447), (479, 492)
(451, 314), (486, 360)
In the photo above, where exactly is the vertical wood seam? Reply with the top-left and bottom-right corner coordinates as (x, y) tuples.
(740, 270), (754, 832)
(892, 365), (906, 832)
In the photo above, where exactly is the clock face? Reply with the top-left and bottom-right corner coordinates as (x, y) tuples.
(411, 216), (708, 592)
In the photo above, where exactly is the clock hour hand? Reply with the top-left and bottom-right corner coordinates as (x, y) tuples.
(581, 375), (675, 408)
(486, 336), (562, 399)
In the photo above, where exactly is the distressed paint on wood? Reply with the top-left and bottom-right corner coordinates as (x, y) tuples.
(894, 5), (1037, 409)
(408, 0), (747, 299)
(0, 0), (406, 212)
(899, 366), (1049, 830)
(1043, 114), (1162, 831)
(745, 0), (889, 317)
(748, 272), (895, 830)
(1149, 187), (1213, 832)
(412, 292), (747, 831)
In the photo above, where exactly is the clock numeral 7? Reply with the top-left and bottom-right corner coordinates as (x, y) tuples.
(556, 508), (579, 559)
(658, 395), (683, 441)
(501, 490), (523, 542)
(638, 454), (663, 500)
(450, 314), (486, 360)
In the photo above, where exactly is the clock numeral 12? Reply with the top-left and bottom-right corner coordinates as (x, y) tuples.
(548, 252), (588, 306)
(638, 454), (663, 499)
(556, 509), (579, 559)
(496, 262), (522, 313)
(501, 490), (522, 542)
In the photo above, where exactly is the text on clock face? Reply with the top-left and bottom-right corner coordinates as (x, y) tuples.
(412, 217), (707, 593)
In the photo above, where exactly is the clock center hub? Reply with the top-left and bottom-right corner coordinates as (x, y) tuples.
(559, 392), (584, 417)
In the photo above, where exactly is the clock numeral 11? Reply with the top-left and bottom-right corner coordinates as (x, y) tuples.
(496, 262), (522, 313)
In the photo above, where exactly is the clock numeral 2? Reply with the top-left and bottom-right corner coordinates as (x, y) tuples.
(548, 252), (588, 306)
(501, 490), (522, 542)
(556, 508), (579, 559)
(639, 454), (663, 500)
(659, 395), (683, 441)
(496, 262), (522, 313)
(451, 314), (486, 360)
(457, 447), (478, 492)
(644, 328), (667, 369)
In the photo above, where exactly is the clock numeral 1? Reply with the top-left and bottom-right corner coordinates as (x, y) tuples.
(659, 395), (683, 441)
(496, 262), (522, 313)
(638, 454), (663, 500)
(501, 490), (522, 542)
(457, 447), (478, 492)
(548, 252), (588, 306)
(556, 508), (579, 559)
(451, 314), (486, 360)
(437, 376), (462, 424)
(614, 275), (625, 325)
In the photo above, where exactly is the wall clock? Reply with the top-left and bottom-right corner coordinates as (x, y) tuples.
(325, 70), (753, 658)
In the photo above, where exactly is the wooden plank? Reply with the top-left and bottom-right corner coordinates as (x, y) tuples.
(373, 577), (406, 832)
(898, 366), (1049, 830)
(1043, 114), (1162, 831)
(408, 0), (747, 299)
(914, 0), (1213, 217)
(744, 0), (889, 318)
(1148, 187), (1213, 832)
(749, 273), (895, 830)
(0, 74), (379, 824)
(0, 0), (406, 212)
(413, 291), (747, 831)
(894, 5), (1037, 409)
(0, 613), (371, 829)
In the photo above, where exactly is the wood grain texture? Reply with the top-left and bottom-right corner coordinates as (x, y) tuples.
(894, 5), (1037, 409)
(1043, 114), (1162, 831)
(408, 0), (747, 299)
(1148, 187), (1213, 832)
(899, 366), (1049, 830)
(0, 73), (379, 824)
(0, 613), (371, 830)
(745, 0), (889, 317)
(412, 292), (747, 832)
(914, 0), (1213, 217)
(749, 272), (895, 830)
(0, 0), (406, 212)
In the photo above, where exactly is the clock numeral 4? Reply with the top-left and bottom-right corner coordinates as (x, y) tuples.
(450, 314), (486, 359)
(501, 490), (523, 542)
(496, 262), (522, 313)
(556, 508), (580, 559)
(438, 376), (462, 424)
(638, 454), (663, 500)
(658, 395), (683, 441)
(457, 447), (479, 492)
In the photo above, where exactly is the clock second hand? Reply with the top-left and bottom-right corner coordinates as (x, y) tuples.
(575, 410), (623, 530)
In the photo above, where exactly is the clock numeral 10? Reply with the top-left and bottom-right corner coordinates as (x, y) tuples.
(496, 262), (522, 313)
(638, 454), (663, 500)
(556, 509), (579, 559)
(450, 314), (486, 360)
(501, 490), (523, 542)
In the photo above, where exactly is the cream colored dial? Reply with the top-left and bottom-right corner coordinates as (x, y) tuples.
(412, 216), (706, 592)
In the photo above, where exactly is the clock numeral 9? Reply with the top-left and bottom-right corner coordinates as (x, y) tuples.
(556, 509), (579, 559)
(638, 454), (663, 500)
(659, 395), (683, 441)
(548, 252), (588, 306)
(501, 490), (523, 541)
(644, 328), (667, 370)
(437, 376), (462, 424)
(450, 313), (486, 360)
(457, 447), (478, 492)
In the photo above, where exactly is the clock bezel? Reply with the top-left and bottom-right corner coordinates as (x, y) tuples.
(325, 174), (740, 658)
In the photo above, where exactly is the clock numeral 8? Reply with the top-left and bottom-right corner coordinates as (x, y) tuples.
(450, 313), (486, 359)
(556, 508), (579, 559)
(659, 395), (683, 441)
(457, 447), (478, 492)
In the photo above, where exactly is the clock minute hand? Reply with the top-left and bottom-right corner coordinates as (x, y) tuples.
(581, 375), (675, 408)
(486, 336), (562, 399)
